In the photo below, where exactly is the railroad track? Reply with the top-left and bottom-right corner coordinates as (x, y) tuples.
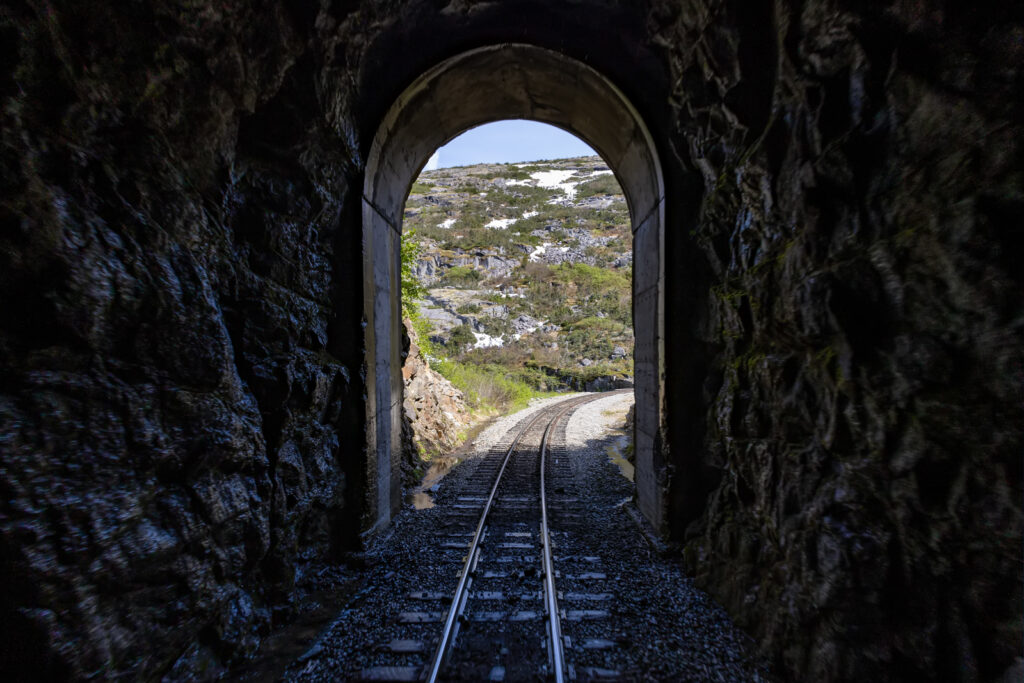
(359, 391), (629, 682)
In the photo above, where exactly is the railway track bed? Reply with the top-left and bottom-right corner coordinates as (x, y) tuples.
(285, 392), (769, 682)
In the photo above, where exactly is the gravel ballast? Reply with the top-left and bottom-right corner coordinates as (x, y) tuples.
(470, 392), (587, 455)
(281, 392), (770, 681)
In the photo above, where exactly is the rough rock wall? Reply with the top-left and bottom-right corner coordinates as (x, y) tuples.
(1, 0), (1020, 680)
(0, 2), (365, 677)
(654, 1), (1023, 679)
(401, 321), (471, 462)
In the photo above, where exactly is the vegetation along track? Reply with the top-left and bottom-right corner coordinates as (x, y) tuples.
(360, 390), (631, 682)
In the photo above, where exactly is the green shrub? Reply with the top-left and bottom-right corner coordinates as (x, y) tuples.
(401, 230), (427, 316)
(569, 316), (627, 333)
(554, 262), (630, 293)
(575, 174), (622, 198)
(443, 266), (483, 287)
(561, 329), (616, 361)
(448, 323), (477, 353)
(408, 310), (439, 358)
(432, 358), (560, 413)
(493, 164), (528, 177)
(480, 316), (513, 338)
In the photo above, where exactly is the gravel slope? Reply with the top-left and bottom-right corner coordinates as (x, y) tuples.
(564, 391), (634, 449)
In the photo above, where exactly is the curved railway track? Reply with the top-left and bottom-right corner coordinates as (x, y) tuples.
(360, 391), (629, 682)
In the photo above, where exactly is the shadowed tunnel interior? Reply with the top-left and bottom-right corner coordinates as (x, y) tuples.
(0, 1), (1020, 680)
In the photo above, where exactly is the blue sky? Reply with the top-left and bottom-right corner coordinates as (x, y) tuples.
(424, 120), (598, 169)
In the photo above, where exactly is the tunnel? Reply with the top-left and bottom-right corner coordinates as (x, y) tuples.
(362, 44), (667, 535)
(0, 1), (1020, 680)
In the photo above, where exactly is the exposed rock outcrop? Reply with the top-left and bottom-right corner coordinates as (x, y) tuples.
(412, 248), (520, 284)
(655, 4), (1024, 680)
(0, 3), (364, 677)
(401, 322), (471, 462)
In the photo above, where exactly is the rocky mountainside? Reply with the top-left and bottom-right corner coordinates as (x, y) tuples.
(403, 156), (634, 390)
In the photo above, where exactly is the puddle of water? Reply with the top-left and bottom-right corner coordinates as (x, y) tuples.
(606, 432), (634, 481)
(408, 456), (458, 509)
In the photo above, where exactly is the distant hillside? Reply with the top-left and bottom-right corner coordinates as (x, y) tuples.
(402, 155), (633, 396)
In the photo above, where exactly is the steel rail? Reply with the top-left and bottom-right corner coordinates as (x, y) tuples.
(539, 402), (571, 683)
(424, 392), (620, 681)
(424, 404), (555, 683)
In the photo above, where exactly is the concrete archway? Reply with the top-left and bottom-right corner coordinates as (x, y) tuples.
(362, 44), (666, 534)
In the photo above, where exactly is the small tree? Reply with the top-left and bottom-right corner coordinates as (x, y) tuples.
(401, 230), (427, 317)
(443, 265), (482, 288)
(448, 323), (477, 354)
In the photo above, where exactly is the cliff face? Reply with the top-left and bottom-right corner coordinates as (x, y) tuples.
(0, 1), (1020, 680)
(659, 6), (1024, 678)
(0, 3), (365, 677)
(401, 322), (471, 463)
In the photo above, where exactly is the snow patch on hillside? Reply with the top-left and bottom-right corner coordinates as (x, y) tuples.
(437, 218), (456, 229)
(493, 288), (525, 299)
(485, 218), (518, 229)
(511, 319), (542, 340)
(528, 243), (549, 262)
(532, 169), (577, 188)
(529, 242), (573, 262)
(473, 332), (504, 349)
(532, 170), (580, 201)
(506, 170), (583, 203)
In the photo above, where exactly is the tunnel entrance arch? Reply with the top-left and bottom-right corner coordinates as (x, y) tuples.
(362, 44), (666, 535)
